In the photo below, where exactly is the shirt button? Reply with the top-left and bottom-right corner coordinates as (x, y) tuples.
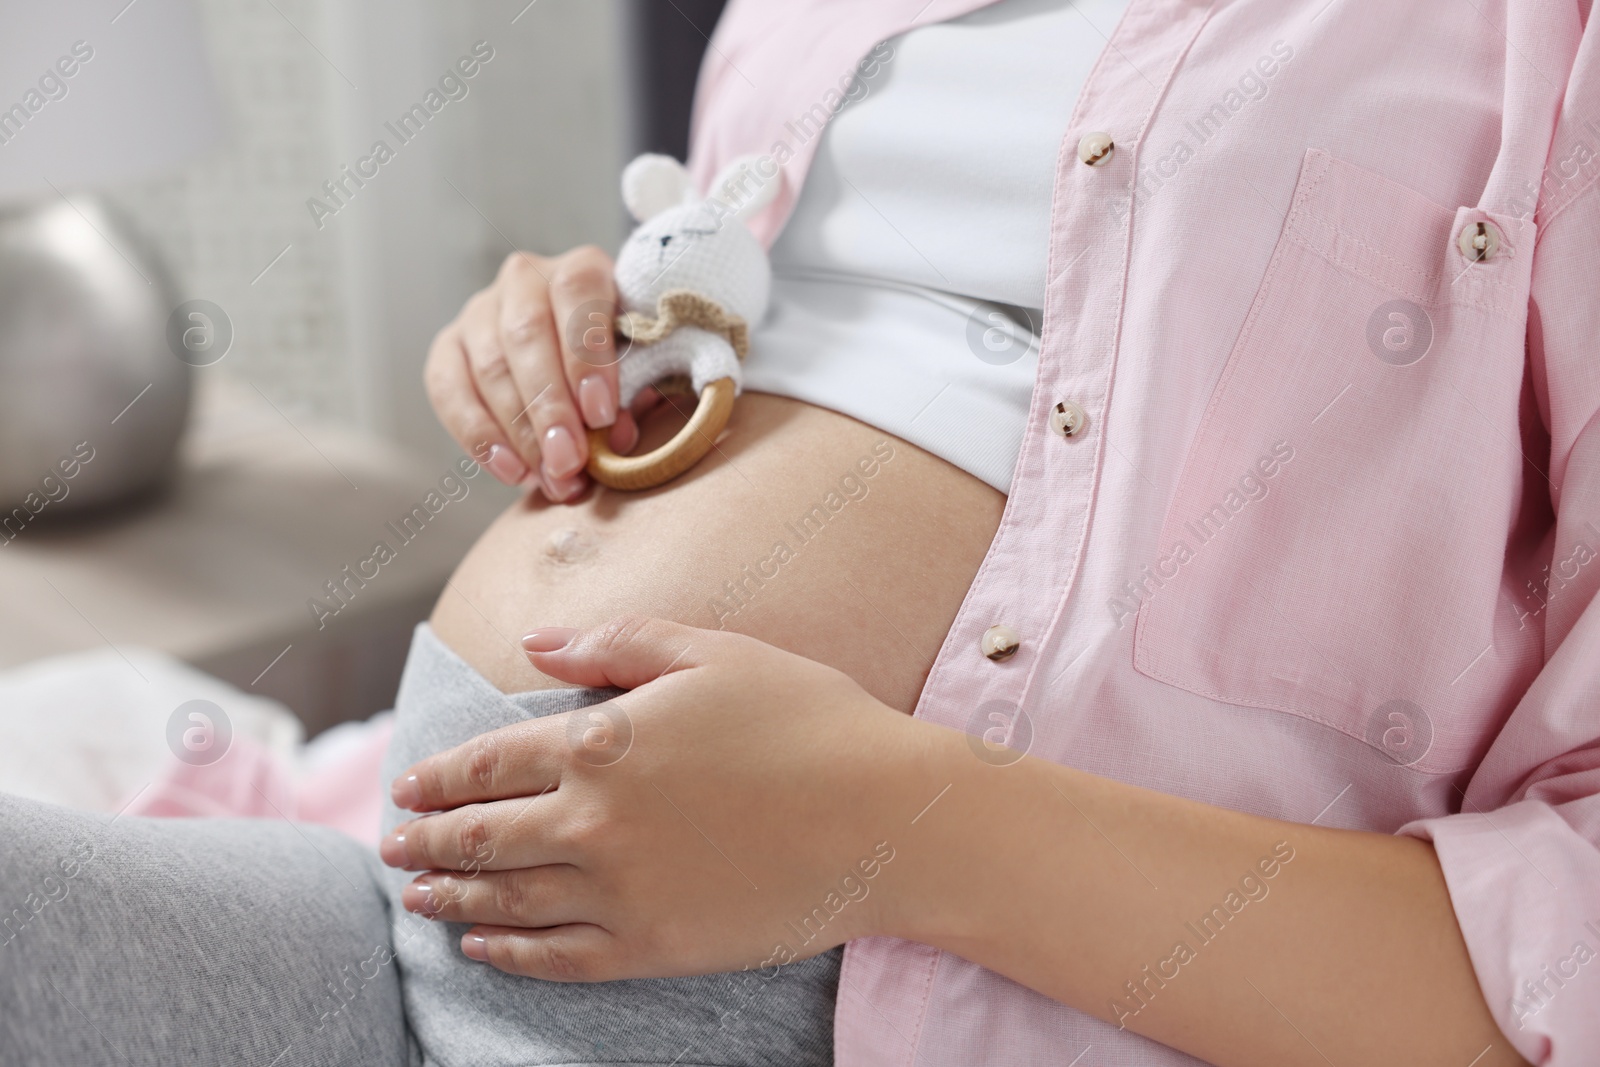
(1078, 131), (1115, 167)
(1050, 400), (1088, 438)
(981, 624), (1021, 662)
(1457, 220), (1503, 262)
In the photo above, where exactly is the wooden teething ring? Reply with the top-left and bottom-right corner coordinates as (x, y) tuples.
(585, 377), (736, 491)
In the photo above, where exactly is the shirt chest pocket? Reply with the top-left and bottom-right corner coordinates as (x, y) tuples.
(1132, 148), (1536, 774)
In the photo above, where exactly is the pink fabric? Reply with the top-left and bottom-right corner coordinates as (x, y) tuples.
(294, 719), (394, 845)
(126, 735), (299, 822)
(693, 1), (1600, 1064)
(126, 718), (393, 847)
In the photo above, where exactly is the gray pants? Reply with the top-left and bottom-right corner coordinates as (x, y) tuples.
(0, 625), (839, 1066)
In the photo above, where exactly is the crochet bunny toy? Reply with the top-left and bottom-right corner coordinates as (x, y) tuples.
(584, 153), (778, 490)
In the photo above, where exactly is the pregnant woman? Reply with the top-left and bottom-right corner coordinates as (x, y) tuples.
(5, 0), (1600, 1065)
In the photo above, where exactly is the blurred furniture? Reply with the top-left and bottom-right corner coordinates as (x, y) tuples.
(0, 375), (509, 735)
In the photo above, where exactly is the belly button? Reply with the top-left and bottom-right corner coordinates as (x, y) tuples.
(544, 527), (598, 564)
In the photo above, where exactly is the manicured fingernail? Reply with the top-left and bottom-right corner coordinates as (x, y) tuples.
(402, 880), (440, 917)
(543, 469), (587, 503)
(578, 375), (616, 429)
(484, 444), (529, 486)
(522, 627), (577, 653)
(379, 831), (410, 867)
(391, 774), (423, 810)
(542, 425), (582, 479)
(462, 933), (490, 961)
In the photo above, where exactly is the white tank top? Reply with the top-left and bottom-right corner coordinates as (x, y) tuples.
(743, 0), (1132, 492)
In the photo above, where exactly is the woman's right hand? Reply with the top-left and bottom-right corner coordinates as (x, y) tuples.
(425, 247), (646, 501)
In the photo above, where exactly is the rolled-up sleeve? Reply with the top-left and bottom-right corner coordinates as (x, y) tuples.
(1401, 30), (1600, 1061)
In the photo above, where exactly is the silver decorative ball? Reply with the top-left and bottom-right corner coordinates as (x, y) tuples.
(0, 196), (191, 514)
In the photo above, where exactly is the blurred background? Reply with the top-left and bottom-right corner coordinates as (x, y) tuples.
(0, 0), (722, 819)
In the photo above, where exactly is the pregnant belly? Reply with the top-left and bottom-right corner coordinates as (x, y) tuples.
(431, 392), (1006, 713)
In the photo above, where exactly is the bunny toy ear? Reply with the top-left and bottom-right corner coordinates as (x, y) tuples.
(621, 154), (694, 222)
(706, 154), (780, 225)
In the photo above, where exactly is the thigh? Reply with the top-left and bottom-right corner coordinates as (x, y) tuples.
(0, 793), (415, 1067)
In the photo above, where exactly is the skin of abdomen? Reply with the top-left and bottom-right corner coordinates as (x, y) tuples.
(431, 393), (1006, 713)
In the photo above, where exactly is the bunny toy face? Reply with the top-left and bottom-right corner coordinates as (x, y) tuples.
(614, 202), (770, 323)
(611, 154), (778, 325)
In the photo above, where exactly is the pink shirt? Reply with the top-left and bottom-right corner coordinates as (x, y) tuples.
(690, 2), (1600, 1064)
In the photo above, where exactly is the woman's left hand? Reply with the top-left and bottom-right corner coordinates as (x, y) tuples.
(379, 616), (947, 981)
(378, 616), (1527, 1067)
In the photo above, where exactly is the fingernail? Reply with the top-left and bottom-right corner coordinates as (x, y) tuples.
(542, 425), (582, 479)
(543, 469), (587, 503)
(522, 626), (577, 653)
(484, 444), (530, 486)
(402, 880), (440, 917)
(391, 774), (423, 810)
(462, 933), (490, 962)
(379, 831), (410, 868)
(578, 375), (616, 429)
